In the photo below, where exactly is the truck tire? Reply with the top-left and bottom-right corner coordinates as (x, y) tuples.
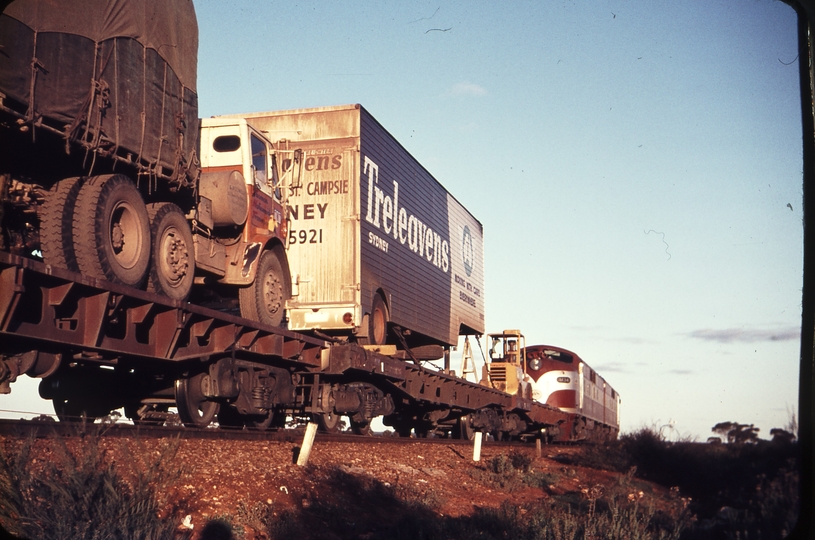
(369, 294), (389, 345)
(40, 176), (84, 272)
(147, 202), (195, 301)
(73, 174), (150, 288)
(239, 248), (288, 327)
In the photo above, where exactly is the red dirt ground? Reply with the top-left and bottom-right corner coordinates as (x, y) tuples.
(1, 433), (683, 539)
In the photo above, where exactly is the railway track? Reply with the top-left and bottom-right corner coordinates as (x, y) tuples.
(0, 418), (535, 449)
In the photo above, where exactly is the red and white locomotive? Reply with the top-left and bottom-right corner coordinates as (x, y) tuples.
(524, 343), (620, 440)
(482, 330), (620, 441)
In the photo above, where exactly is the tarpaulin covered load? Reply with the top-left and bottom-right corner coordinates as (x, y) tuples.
(0, 0), (199, 185)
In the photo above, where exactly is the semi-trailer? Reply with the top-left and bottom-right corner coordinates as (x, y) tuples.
(227, 105), (485, 350)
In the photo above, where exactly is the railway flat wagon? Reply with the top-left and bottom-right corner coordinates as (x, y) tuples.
(231, 104), (485, 349)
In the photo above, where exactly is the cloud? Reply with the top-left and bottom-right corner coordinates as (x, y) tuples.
(567, 326), (654, 345)
(686, 327), (800, 343)
(449, 82), (487, 96)
(591, 362), (631, 373)
(667, 369), (694, 376)
(605, 336), (655, 345)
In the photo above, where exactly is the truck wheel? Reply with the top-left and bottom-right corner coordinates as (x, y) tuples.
(147, 203), (195, 301)
(239, 248), (288, 327)
(74, 174), (150, 288)
(40, 176), (84, 272)
(369, 294), (389, 345)
(246, 411), (276, 430)
(316, 385), (340, 432)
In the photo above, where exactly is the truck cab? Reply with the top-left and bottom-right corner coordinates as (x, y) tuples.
(196, 117), (292, 326)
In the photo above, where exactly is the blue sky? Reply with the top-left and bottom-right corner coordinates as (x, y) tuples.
(204, 0), (804, 440)
(3, 0), (803, 440)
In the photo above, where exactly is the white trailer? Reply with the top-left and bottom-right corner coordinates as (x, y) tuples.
(224, 104), (485, 349)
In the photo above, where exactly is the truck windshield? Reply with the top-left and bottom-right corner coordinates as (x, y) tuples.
(251, 134), (267, 188)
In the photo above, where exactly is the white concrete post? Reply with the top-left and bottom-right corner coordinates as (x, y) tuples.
(297, 422), (319, 467)
(472, 431), (483, 462)
(536, 437), (542, 459)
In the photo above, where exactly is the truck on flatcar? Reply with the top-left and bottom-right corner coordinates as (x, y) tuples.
(225, 105), (485, 349)
(0, 0), (291, 325)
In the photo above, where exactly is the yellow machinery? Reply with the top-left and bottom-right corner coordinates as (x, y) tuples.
(481, 329), (531, 398)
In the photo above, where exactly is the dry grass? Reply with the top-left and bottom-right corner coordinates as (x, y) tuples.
(0, 425), (801, 540)
(0, 429), (191, 540)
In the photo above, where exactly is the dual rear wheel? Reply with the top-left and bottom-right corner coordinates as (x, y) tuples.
(41, 174), (195, 300)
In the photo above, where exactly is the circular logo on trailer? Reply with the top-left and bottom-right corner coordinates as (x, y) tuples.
(462, 225), (474, 277)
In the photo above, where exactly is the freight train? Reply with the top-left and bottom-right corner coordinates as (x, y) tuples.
(0, 252), (619, 441)
(0, 1), (619, 441)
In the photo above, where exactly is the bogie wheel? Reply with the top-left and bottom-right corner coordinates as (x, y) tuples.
(52, 398), (106, 423)
(147, 203), (195, 300)
(350, 419), (373, 436)
(316, 410), (341, 433)
(453, 414), (476, 440)
(246, 410), (276, 430)
(40, 176), (84, 272)
(369, 294), (389, 345)
(217, 406), (245, 429)
(239, 248), (289, 327)
(175, 373), (219, 428)
(73, 174), (150, 287)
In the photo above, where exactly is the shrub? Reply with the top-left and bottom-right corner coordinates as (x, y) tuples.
(468, 452), (558, 493)
(0, 431), (190, 540)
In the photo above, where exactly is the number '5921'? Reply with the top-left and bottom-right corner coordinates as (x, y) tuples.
(288, 229), (324, 244)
